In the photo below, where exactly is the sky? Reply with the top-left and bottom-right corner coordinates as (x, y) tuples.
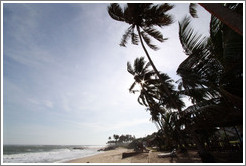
(2, 2), (211, 145)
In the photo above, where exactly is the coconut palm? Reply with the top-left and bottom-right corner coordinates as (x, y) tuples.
(127, 57), (186, 149)
(127, 57), (185, 114)
(127, 57), (155, 93)
(179, 15), (242, 117)
(107, 3), (182, 111)
(127, 57), (159, 115)
(177, 16), (222, 104)
(177, 4), (243, 160)
(177, 14), (243, 112)
(113, 134), (119, 142)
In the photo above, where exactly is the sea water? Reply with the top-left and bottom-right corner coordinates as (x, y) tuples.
(3, 144), (105, 163)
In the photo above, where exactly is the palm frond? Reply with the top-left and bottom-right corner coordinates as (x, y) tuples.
(129, 82), (136, 92)
(144, 14), (173, 27)
(157, 3), (174, 13)
(178, 16), (207, 56)
(131, 29), (139, 45)
(142, 27), (165, 42)
(142, 61), (151, 73)
(144, 4), (174, 27)
(127, 61), (134, 75)
(189, 3), (198, 18)
(179, 87), (220, 104)
(120, 26), (133, 47)
(138, 93), (148, 106)
(107, 3), (125, 22)
(209, 16), (223, 60)
(157, 14), (174, 26)
(134, 57), (146, 74)
(160, 73), (173, 83)
(141, 31), (159, 50)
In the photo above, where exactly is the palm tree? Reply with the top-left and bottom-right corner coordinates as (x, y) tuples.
(177, 4), (243, 160)
(177, 14), (243, 113)
(127, 57), (185, 149)
(113, 134), (119, 144)
(127, 57), (160, 121)
(107, 3), (182, 111)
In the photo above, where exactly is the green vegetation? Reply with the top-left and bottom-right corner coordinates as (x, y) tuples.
(107, 3), (243, 163)
(107, 134), (135, 145)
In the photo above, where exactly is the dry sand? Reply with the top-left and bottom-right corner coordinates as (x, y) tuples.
(66, 147), (202, 163)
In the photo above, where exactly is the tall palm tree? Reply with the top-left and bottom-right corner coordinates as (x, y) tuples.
(107, 3), (182, 111)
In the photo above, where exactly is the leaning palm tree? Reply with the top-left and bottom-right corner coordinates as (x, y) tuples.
(127, 57), (155, 93)
(127, 57), (159, 114)
(108, 3), (182, 111)
(127, 57), (185, 149)
(127, 57), (185, 114)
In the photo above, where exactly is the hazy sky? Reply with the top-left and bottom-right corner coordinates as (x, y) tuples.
(2, 2), (211, 145)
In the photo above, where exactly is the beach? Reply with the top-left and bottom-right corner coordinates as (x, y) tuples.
(66, 147), (202, 163)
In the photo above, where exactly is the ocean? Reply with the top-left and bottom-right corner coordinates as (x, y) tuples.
(3, 144), (105, 163)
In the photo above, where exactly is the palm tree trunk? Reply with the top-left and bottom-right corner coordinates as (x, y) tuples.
(136, 26), (162, 82)
(141, 87), (183, 149)
(199, 3), (243, 36)
(136, 26), (182, 112)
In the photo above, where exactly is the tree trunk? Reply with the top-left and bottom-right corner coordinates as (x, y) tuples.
(136, 26), (182, 112)
(142, 86), (183, 150)
(137, 25), (186, 150)
(191, 130), (215, 162)
(199, 3), (243, 36)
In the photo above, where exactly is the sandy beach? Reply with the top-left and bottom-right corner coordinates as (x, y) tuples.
(66, 147), (202, 163)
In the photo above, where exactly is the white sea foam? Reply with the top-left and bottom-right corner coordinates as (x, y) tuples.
(3, 145), (105, 163)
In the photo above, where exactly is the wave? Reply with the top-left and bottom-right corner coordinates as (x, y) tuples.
(3, 145), (105, 163)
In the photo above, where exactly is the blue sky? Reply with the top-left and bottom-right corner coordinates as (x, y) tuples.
(2, 2), (211, 145)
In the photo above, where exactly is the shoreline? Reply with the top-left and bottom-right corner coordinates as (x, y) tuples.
(65, 147), (134, 163)
(65, 147), (202, 163)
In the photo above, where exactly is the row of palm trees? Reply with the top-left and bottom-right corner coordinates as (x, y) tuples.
(107, 134), (135, 144)
(107, 3), (243, 162)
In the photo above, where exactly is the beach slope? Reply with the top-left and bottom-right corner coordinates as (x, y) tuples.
(66, 147), (202, 163)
